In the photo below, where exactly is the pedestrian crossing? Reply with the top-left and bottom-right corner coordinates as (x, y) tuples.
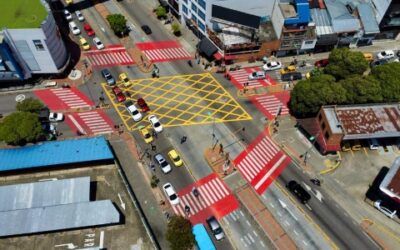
(66, 111), (114, 135)
(234, 130), (291, 194)
(228, 67), (277, 89)
(250, 94), (290, 120)
(85, 46), (135, 67)
(136, 40), (192, 63)
(34, 87), (94, 111)
(172, 173), (239, 225)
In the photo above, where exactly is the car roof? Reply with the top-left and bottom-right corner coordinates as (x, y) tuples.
(169, 149), (178, 157)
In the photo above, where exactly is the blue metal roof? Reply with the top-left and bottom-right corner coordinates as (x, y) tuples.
(284, 0), (310, 25)
(358, 3), (380, 34)
(192, 224), (216, 250)
(0, 137), (113, 172)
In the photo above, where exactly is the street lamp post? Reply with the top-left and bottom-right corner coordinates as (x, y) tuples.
(300, 132), (320, 165)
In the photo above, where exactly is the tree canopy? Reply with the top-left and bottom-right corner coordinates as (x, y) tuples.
(371, 62), (400, 102)
(155, 6), (167, 19)
(106, 14), (127, 37)
(324, 48), (369, 80)
(16, 98), (44, 113)
(166, 216), (195, 250)
(0, 111), (44, 145)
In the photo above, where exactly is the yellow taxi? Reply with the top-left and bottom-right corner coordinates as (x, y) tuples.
(66, 0), (73, 5)
(280, 65), (296, 75)
(363, 53), (374, 62)
(119, 72), (131, 87)
(168, 149), (183, 167)
(140, 128), (153, 144)
(79, 37), (90, 51)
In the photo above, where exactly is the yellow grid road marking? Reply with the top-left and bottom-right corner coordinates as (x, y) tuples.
(102, 73), (252, 131)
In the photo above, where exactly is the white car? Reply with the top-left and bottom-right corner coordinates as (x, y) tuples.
(93, 37), (104, 50)
(75, 10), (85, 22)
(124, 101), (142, 121)
(49, 112), (64, 122)
(374, 200), (397, 219)
(377, 50), (395, 60)
(248, 71), (266, 80)
(162, 183), (180, 205)
(64, 10), (72, 21)
(154, 154), (172, 174)
(148, 115), (162, 133)
(263, 61), (282, 71)
(69, 21), (81, 35)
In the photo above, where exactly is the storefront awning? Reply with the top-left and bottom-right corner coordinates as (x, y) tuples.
(224, 54), (238, 61)
(197, 38), (218, 58)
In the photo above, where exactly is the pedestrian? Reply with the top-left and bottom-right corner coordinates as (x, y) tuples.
(180, 136), (187, 144)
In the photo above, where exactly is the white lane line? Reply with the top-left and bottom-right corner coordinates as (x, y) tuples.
(253, 230), (258, 237)
(284, 220), (290, 226)
(240, 210), (245, 217)
(260, 241), (265, 247)
(68, 115), (86, 134)
(302, 240), (309, 246)
(240, 238), (247, 248)
(223, 217), (229, 225)
(246, 220), (251, 226)
(248, 234), (255, 243)
(294, 230), (299, 236)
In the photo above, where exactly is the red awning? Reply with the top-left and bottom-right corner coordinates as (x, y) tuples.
(224, 54), (238, 61)
(213, 51), (223, 60)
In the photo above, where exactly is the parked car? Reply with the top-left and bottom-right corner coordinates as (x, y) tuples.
(49, 112), (64, 122)
(248, 71), (266, 80)
(93, 37), (104, 50)
(206, 216), (225, 240)
(137, 98), (150, 112)
(377, 50), (395, 60)
(101, 69), (115, 85)
(148, 115), (163, 133)
(281, 72), (302, 81)
(280, 65), (297, 75)
(262, 61), (282, 71)
(162, 183), (180, 205)
(75, 10), (85, 21)
(119, 72), (131, 87)
(154, 153), (172, 174)
(374, 200), (397, 218)
(124, 101), (142, 121)
(141, 25), (152, 35)
(64, 10), (72, 21)
(286, 180), (311, 204)
(68, 21), (80, 35)
(84, 23), (95, 36)
(370, 59), (389, 67)
(314, 59), (329, 67)
(79, 37), (90, 51)
(140, 128), (153, 144)
(112, 86), (126, 102)
(168, 149), (183, 167)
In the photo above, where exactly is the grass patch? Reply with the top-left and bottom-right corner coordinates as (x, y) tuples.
(0, 0), (48, 29)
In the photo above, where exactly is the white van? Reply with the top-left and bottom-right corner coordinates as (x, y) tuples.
(374, 200), (397, 219)
(69, 21), (81, 35)
(368, 138), (380, 150)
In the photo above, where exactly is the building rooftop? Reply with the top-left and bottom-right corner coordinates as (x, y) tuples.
(324, 0), (360, 33)
(311, 9), (334, 36)
(213, 0), (274, 18)
(380, 157), (400, 203)
(357, 3), (380, 34)
(1, 0), (48, 29)
(323, 104), (400, 140)
(0, 136), (114, 172)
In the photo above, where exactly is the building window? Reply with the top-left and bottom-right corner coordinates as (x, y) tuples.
(324, 131), (329, 140)
(183, 0), (188, 4)
(191, 3), (197, 12)
(198, 10), (205, 21)
(198, 21), (205, 32)
(192, 15), (197, 24)
(304, 40), (314, 45)
(33, 40), (45, 51)
(182, 5), (188, 15)
(198, 0), (206, 9)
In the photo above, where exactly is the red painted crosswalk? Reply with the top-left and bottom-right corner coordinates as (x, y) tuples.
(228, 67), (277, 89)
(65, 110), (115, 135)
(85, 45), (135, 67)
(172, 173), (239, 225)
(136, 40), (192, 63)
(34, 87), (94, 111)
(250, 91), (290, 120)
(234, 129), (291, 194)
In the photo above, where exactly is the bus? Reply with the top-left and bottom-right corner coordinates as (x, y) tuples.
(192, 224), (216, 250)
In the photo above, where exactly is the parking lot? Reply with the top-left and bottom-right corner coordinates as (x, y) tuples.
(0, 164), (153, 250)
(102, 73), (252, 131)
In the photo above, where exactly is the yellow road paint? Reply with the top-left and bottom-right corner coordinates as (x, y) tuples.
(103, 73), (252, 131)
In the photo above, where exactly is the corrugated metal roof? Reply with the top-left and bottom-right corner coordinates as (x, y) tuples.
(358, 3), (380, 34)
(324, 0), (360, 32)
(0, 200), (120, 237)
(0, 136), (113, 172)
(0, 177), (90, 212)
(311, 9), (334, 35)
(213, 0), (274, 18)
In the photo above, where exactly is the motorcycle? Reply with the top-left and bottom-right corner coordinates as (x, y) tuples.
(310, 178), (321, 186)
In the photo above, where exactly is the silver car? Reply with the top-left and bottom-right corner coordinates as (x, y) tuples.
(374, 200), (396, 218)
(206, 216), (225, 240)
(248, 71), (266, 80)
(154, 154), (171, 174)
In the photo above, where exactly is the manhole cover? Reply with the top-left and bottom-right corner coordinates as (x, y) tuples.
(15, 94), (26, 102)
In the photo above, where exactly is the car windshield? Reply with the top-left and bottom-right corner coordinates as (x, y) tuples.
(213, 227), (222, 234)
(154, 122), (160, 127)
(132, 109), (138, 115)
(267, 63), (272, 67)
(174, 155), (180, 161)
(144, 133), (151, 139)
(161, 161), (168, 167)
(169, 194), (177, 200)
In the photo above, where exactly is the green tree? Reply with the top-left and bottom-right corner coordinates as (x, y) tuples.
(166, 215), (195, 250)
(16, 98), (44, 113)
(371, 62), (400, 102)
(324, 48), (368, 80)
(171, 22), (181, 36)
(155, 6), (167, 19)
(106, 14), (127, 37)
(0, 112), (44, 145)
(339, 75), (383, 104)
